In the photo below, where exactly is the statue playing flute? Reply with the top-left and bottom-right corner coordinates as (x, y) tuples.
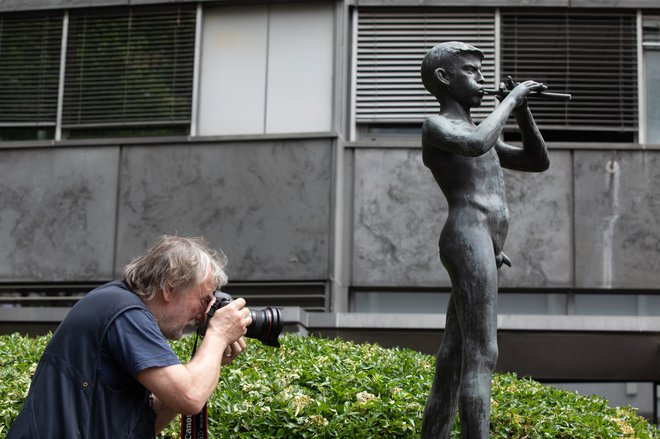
(419, 41), (558, 438)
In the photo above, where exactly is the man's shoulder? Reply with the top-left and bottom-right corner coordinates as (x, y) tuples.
(77, 281), (145, 313)
(90, 280), (131, 294)
(90, 281), (138, 299)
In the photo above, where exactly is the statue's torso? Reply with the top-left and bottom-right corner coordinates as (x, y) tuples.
(422, 142), (510, 253)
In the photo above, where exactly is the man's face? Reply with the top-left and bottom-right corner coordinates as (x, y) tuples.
(157, 271), (216, 340)
(445, 54), (485, 108)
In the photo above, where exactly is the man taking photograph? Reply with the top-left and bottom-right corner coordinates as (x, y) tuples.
(7, 235), (252, 438)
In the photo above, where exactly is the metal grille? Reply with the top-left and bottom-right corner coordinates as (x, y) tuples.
(356, 9), (496, 124)
(62, 5), (196, 129)
(643, 15), (660, 46)
(0, 282), (328, 312)
(0, 12), (62, 125)
(501, 11), (638, 132)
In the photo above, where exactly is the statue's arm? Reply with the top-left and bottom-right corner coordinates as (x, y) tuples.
(423, 82), (541, 157)
(422, 110), (511, 157)
(496, 103), (549, 172)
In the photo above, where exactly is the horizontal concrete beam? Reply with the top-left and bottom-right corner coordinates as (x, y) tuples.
(3, 307), (660, 333)
(0, 0), (333, 13)
(285, 309), (660, 333)
(287, 309), (660, 381)
(353, 0), (655, 7)
(0, 306), (70, 322)
(2, 307), (658, 381)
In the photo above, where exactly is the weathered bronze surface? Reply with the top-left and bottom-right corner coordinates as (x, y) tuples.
(420, 41), (550, 438)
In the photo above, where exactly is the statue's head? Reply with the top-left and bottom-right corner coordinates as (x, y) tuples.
(421, 41), (484, 98)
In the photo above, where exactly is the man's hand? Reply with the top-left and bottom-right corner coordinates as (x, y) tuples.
(205, 297), (252, 346)
(221, 337), (246, 365)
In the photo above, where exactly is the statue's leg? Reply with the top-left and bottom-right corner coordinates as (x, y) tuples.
(452, 233), (499, 439)
(421, 292), (462, 439)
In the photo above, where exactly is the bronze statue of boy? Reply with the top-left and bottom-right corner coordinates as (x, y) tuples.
(420, 41), (549, 438)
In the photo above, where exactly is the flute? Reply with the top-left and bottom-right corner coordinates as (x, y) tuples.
(483, 88), (572, 101)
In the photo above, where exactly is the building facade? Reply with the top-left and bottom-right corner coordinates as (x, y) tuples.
(0, 0), (658, 423)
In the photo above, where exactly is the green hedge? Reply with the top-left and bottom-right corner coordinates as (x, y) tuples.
(1, 332), (658, 438)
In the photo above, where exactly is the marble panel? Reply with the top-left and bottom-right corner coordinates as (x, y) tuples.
(352, 149), (572, 288)
(0, 147), (119, 281)
(353, 148), (449, 286)
(574, 150), (660, 289)
(116, 139), (332, 281)
(499, 151), (573, 288)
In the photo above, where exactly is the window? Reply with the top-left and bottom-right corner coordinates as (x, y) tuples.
(0, 11), (62, 141)
(197, 3), (334, 136)
(62, 5), (196, 138)
(643, 15), (660, 144)
(355, 8), (639, 142)
(355, 9), (496, 125)
(500, 11), (637, 137)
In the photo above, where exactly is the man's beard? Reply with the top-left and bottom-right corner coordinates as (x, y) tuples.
(154, 308), (190, 340)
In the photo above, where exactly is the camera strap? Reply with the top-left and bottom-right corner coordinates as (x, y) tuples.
(181, 405), (208, 439)
(180, 329), (209, 439)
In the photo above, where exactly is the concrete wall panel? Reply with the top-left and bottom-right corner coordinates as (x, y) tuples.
(500, 150), (573, 288)
(115, 139), (332, 281)
(352, 148), (449, 286)
(0, 147), (119, 281)
(352, 149), (572, 288)
(575, 150), (660, 289)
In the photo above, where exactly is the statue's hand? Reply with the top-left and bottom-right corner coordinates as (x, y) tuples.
(496, 76), (519, 103)
(495, 252), (512, 268)
(499, 76), (546, 110)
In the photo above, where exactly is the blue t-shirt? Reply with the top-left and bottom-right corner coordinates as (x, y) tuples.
(101, 308), (182, 390)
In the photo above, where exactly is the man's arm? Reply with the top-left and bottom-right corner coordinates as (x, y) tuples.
(149, 335), (246, 434)
(495, 102), (549, 172)
(137, 299), (250, 418)
(147, 339), (246, 434)
(151, 394), (178, 434)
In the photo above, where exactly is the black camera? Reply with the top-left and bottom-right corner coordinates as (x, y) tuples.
(204, 290), (283, 348)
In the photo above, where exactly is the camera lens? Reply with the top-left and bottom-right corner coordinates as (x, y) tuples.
(246, 307), (283, 348)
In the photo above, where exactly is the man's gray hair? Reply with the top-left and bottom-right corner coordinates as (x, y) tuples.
(123, 235), (229, 301)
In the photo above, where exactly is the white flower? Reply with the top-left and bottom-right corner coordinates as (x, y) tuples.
(356, 391), (377, 404)
(293, 394), (312, 415)
(305, 415), (329, 427)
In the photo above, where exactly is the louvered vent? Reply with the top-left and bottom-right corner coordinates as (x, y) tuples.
(643, 15), (660, 45)
(63, 5), (196, 129)
(0, 12), (62, 125)
(501, 11), (637, 132)
(356, 9), (496, 124)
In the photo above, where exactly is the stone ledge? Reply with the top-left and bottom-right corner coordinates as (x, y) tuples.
(2, 307), (660, 333)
